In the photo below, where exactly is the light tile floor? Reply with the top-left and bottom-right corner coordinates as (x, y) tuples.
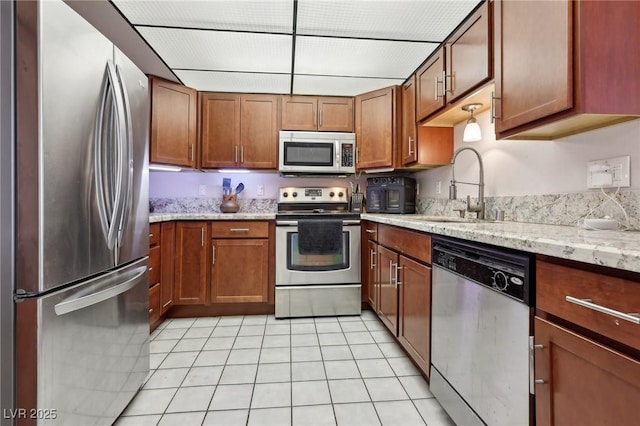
(115, 311), (456, 426)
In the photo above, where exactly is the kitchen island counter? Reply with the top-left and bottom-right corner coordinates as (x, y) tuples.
(362, 214), (640, 274)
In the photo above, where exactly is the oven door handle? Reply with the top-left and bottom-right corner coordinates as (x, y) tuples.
(276, 220), (361, 226)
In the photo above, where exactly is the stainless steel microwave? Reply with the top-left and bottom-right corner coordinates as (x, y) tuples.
(278, 131), (356, 175)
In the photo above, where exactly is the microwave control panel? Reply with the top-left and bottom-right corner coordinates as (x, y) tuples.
(341, 144), (354, 167)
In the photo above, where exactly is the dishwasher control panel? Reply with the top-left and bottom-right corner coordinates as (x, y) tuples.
(432, 237), (534, 305)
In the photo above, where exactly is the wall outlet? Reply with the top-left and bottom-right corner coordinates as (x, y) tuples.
(257, 184), (265, 196)
(587, 155), (631, 189)
(436, 180), (442, 195)
(198, 184), (207, 196)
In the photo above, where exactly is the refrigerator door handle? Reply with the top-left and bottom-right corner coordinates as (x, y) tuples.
(94, 64), (113, 247)
(106, 61), (127, 255)
(53, 265), (146, 316)
(113, 64), (134, 252)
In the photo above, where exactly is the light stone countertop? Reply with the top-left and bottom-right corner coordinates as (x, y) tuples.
(149, 212), (276, 223)
(362, 214), (640, 274)
(149, 212), (640, 274)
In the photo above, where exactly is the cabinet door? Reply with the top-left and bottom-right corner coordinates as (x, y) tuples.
(366, 240), (378, 310)
(494, 0), (572, 134)
(534, 317), (640, 426)
(200, 93), (241, 168)
(150, 77), (197, 167)
(318, 97), (354, 132)
(401, 77), (417, 165)
(240, 95), (279, 169)
(160, 222), (175, 313)
(149, 283), (161, 325)
(398, 255), (431, 376)
(211, 239), (269, 303)
(281, 96), (318, 131)
(377, 245), (399, 335)
(416, 49), (445, 121)
(446, 1), (492, 103)
(355, 86), (396, 170)
(174, 222), (208, 305)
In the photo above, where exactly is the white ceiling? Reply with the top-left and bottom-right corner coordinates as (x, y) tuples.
(112, 0), (484, 96)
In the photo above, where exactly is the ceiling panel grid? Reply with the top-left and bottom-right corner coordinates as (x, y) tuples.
(112, 0), (484, 95)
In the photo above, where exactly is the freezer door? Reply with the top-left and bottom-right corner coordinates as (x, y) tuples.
(32, 257), (149, 425)
(113, 47), (149, 267)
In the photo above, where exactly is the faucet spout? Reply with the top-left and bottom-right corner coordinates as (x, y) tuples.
(449, 147), (485, 219)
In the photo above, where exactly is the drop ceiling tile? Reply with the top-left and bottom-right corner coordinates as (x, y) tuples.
(293, 75), (405, 97)
(137, 27), (292, 73)
(297, 0), (481, 41)
(295, 36), (437, 79)
(113, 0), (293, 33)
(176, 70), (290, 94)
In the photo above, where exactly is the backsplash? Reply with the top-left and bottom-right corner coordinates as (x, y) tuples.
(150, 197), (277, 214)
(417, 189), (640, 231)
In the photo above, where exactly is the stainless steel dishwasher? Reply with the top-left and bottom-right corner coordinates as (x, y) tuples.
(430, 237), (534, 426)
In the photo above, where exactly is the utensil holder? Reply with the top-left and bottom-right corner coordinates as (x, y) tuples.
(220, 194), (239, 213)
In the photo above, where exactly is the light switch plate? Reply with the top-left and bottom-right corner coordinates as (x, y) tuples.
(257, 184), (265, 196)
(587, 155), (630, 189)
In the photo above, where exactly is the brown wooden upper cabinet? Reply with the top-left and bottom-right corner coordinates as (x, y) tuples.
(149, 77), (197, 168)
(416, 49), (446, 122)
(200, 93), (279, 170)
(416, 2), (492, 123)
(401, 76), (453, 168)
(355, 86), (400, 170)
(281, 96), (354, 132)
(493, 0), (640, 140)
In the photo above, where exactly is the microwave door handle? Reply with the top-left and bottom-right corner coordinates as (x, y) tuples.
(335, 140), (341, 170)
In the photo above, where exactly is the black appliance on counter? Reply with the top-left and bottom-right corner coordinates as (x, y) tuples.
(366, 176), (416, 214)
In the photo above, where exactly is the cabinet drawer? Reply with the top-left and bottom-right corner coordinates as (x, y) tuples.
(149, 283), (161, 325)
(149, 223), (160, 247)
(537, 260), (640, 350)
(378, 224), (431, 264)
(211, 221), (269, 238)
(149, 246), (160, 286)
(363, 221), (378, 241)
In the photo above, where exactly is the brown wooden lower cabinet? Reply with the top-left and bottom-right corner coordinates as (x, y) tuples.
(534, 317), (640, 425)
(211, 239), (269, 303)
(377, 245), (399, 335)
(398, 255), (431, 375)
(174, 221), (209, 305)
(366, 240), (378, 309)
(149, 283), (161, 325)
(160, 222), (175, 312)
(364, 222), (433, 379)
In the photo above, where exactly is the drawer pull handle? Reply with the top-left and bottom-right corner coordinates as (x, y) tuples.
(534, 379), (546, 385)
(149, 308), (153, 314)
(365, 229), (376, 234)
(148, 267), (153, 271)
(565, 296), (640, 325)
(230, 228), (250, 232)
(149, 233), (154, 237)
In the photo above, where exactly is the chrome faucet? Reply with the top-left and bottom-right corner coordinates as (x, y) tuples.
(449, 147), (485, 220)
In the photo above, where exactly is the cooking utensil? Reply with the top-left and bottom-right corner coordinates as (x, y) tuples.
(235, 182), (244, 194)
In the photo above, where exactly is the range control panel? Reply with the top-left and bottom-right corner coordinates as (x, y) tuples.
(278, 187), (348, 203)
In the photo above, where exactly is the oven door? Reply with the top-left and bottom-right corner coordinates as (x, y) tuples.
(275, 221), (361, 286)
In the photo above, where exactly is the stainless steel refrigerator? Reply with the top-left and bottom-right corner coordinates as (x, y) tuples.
(8, 1), (150, 424)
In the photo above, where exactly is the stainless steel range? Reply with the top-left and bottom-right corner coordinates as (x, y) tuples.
(275, 187), (361, 318)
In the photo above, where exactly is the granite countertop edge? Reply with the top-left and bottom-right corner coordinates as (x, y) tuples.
(150, 212), (276, 223)
(361, 214), (640, 275)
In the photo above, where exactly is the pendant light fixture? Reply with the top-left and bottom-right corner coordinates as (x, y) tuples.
(462, 103), (483, 142)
